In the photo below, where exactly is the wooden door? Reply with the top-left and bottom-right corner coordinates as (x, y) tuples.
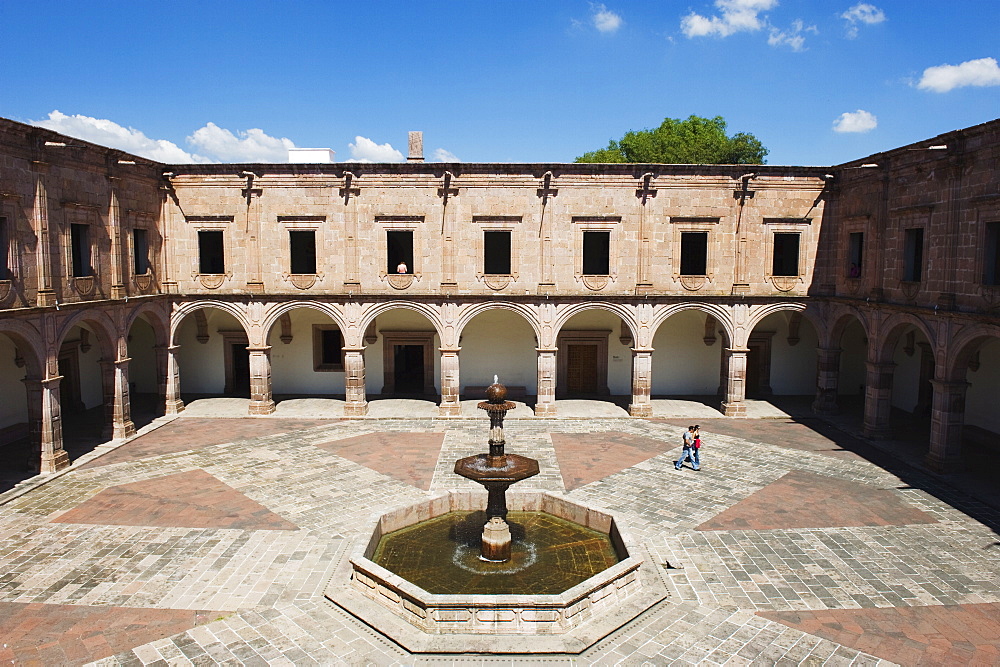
(566, 344), (599, 394)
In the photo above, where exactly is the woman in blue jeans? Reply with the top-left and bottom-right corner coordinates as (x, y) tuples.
(675, 424), (701, 470)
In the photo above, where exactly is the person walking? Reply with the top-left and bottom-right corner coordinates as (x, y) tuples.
(674, 425), (700, 471)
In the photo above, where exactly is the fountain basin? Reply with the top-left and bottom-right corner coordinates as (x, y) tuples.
(326, 489), (666, 651)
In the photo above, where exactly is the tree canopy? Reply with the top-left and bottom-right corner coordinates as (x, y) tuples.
(575, 115), (768, 165)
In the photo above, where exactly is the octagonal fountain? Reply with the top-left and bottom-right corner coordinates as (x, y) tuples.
(325, 382), (668, 654)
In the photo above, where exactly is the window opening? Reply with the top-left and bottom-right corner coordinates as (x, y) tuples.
(680, 232), (708, 276)
(772, 233), (800, 277)
(132, 228), (150, 275)
(903, 228), (924, 282)
(313, 326), (344, 371)
(70, 223), (91, 277)
(198, 230), (225, 274)
(984, 222), (1000, 286)
(289, 230), (317, 274)
(483, 231), (512, 274)
(387, 230), (413, 274)
(848, 232), (863, 277)
(582, 231), (610, 275)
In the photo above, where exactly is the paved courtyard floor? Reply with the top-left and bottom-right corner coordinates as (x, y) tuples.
(1, 403), (999, 665)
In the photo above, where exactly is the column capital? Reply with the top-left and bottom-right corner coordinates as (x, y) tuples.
(724, 347), (750, 354)
(535, 347), (558, 353)
(631, 347), (655, 354)
(246, 345), (271, 353)
(928, 379), (969, 392)
(438, 346), (461, 354)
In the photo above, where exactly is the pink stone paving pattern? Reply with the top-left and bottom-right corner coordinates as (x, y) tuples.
(550, 431), (674, 491)
(80, 418), (330, 469)
(0, 602), (228, 666)
(697, 469), (937, 531)
(760, 603), (1000, 666)
(313, 432), (445, 491)
(52, 469), (298, 530)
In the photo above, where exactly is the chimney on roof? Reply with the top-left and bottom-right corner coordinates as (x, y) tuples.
(407, 131), (424, 162)
(288, 148), (335, 164)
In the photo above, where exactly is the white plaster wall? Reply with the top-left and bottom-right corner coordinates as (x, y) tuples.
(561, 309), (632, 395)
(76, 325), (104, 410)
(890, 329), (926, 412)
(459, 310), (536, 392)
(651, 310), (722, 395)
(127, 318), (158, 394)
(364, 309), (440, 395)
(838, 321), (867, 396)
(268, 308), (345, 395)
(176, 309), (243, 393)
(0, 335), (27, 430)
(964, 338), (1000, 433)
(759, 312), (819, 395)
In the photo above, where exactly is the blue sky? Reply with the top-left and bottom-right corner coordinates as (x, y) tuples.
(2, 0), (998, 166)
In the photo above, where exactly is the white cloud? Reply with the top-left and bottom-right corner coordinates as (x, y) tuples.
(433, 148), (460, 162)
(187, 122), (295, 162)
(917, 57), (1000, 93)
(768, 19), (816, 51)
(31, 110), (212, 163)
(833, 109), (877, 133)
(681, 0), (777, 38)
(346, 136), (405, 162)
(591, 3), (622, 33)
(841, 3), (885, 38)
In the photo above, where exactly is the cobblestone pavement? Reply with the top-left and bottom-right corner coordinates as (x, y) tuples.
(1, 411), (999, 665)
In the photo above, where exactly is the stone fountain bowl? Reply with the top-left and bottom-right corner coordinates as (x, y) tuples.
(325, 490), (669, 653)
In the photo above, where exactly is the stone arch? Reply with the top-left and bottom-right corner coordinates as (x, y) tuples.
(54, 309), (118, 361)
(0, 319), (45, 379)
(260, 301), (349, 344)
(875, 312), (937, 363)
(454, 302), (542, 342)
(650, 302), (735, 347)
(552, 302), (639, 345)
(357, 301), (446, 340)
(123, 301), (170, 348)
(827, 307), (871, 350)
(746, 302), (821, 337)
(946, 323), (1000, 382)
(169, 300), (252, 345)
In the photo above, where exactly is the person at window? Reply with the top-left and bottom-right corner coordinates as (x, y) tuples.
(397, 261), (408, 274)
(849, 262), (860, 278)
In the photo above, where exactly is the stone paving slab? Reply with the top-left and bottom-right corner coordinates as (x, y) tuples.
(0, 414), (995, 664)
(313, 431), (445, 491)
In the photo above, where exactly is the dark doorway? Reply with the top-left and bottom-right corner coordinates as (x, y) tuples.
(58, 353), (84, 413)
(394, 345), (425, 394)
(745, 345), (761, 397)
(566, 344), (599, 394)
(230, 343), (250, 397)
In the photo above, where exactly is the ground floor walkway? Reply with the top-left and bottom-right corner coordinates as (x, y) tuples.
(0, 407), (998, 664)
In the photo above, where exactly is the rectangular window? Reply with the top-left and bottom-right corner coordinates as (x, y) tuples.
(582, 230), (610, 275)
(772, 233), (800, 277)
(198, 230), (225, 274)
(313, 325), (344, 371)
(132, 228), (150, 275)
(680, 232), (708, 276)
(387, 230), (413, 273)
(0, 217), (8, 280)
(70, 223), (91, 277)
(984, 222), (1000, 286)
(848, 232), (863, 277)
(289, 230), (317, 274)
(483, 231), (512, 275)
(903, 228), (924, 282)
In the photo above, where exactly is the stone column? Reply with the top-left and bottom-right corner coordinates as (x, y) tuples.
(438, 347), (461, 417)
(862, 361), (895, 439)
(164, 344), (185, 415)
(629, 348), (653, 417)
(153, 344), (168, 414)
(925, 379), (968, 473)
(32, 167), (57, 306)
(25, 376), (69, 473)
(720, 347), (749, 416)
(343, 347), (368, 416)
(247, 345), (275, 415)
(812, 347), (842, 415)
(101, 358), (136, 440)
(535, 347), (557, 417)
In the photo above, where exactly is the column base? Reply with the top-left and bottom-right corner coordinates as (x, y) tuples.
(629, 403), (653, 417)
(924, 450), (963, 474)
(245, 281), (265, 294)
(41, 448), (70, 473)
(721, 401), (746, 417)
(343, 401), (368, 417)
(111, 284), (127, 299)
(112, 420), (136, 441)
(248, 400), (276, 415)
(534, 402), (557, 417)
(164, 399), (185, 415)
(811, 399), (841, 416)
(438, 403), (462, 417)
(863, 422), (893, 440)
(36, 289), (57, 307)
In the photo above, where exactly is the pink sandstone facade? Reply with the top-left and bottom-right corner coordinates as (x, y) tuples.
(0, 116), (998, 477)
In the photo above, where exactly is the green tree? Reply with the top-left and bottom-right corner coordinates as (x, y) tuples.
(575, 115), (768, 164)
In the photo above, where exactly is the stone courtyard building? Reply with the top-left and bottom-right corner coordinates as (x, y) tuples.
(0, 116), (998, 480)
